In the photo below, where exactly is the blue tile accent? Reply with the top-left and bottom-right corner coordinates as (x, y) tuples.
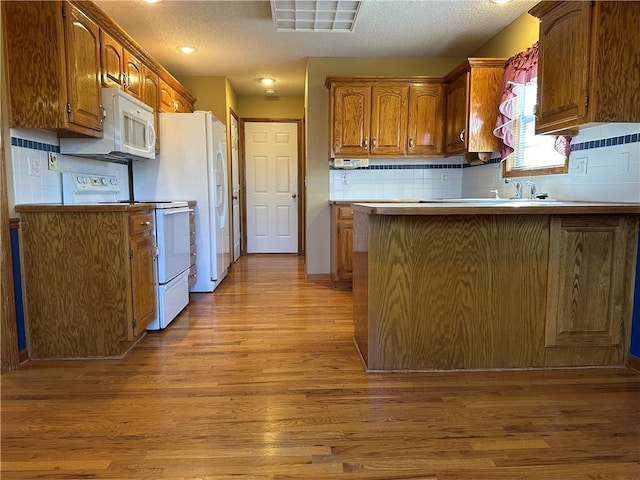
(10, 136), (60, 153)
(570, 131), (640, 152)
(329, 162), (463, 171)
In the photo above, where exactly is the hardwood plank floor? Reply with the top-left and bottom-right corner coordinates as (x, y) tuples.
(2, 254), (639, 479)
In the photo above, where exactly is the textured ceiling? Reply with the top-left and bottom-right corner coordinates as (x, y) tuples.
(93, 0), (538, 96)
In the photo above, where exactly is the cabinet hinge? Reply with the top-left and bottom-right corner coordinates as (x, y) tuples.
(61, 4), (66, 18)
(132, 319), (137, 332)
(66, 103), (71, 114)
(584, 96), (589, 108)
(129, 248), (133, 259)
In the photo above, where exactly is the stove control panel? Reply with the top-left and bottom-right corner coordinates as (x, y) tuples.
(61, 172), (121, 204)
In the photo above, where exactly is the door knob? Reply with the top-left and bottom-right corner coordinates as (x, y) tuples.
(291, 193), (297, 199)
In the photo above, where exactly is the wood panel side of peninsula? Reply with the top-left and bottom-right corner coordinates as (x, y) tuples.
(352, 204), (639, 372)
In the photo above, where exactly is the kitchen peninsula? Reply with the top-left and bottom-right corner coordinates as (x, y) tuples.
(352, 201), (640, 372)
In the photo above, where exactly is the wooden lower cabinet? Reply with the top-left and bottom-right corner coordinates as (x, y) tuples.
(544, 215), (636, 365)
(16, 206), (157, 359)
(330, 204), (354, 289)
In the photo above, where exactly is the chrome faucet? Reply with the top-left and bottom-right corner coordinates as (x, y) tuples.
(526, 181), (537, 199)
(504, 178), (522, 199)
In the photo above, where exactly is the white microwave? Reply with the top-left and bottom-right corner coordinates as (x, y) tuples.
(60, 88), (156, 161)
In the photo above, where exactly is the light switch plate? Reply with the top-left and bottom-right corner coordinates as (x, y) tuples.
(576, 157), (588, 176)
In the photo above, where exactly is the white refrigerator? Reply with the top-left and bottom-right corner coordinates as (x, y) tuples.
(133, 111), (230, 292)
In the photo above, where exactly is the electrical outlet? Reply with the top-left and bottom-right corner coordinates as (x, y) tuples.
(618, 152), (630, 174)
(576, 157), (588, 177)
(441, 172), (448, 183)
(28, 156), (41, 176)
(48, 152), (58, 171)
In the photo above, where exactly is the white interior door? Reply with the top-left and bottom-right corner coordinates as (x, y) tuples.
(230, 114), (241, 262)
(245, 122), (298, 253)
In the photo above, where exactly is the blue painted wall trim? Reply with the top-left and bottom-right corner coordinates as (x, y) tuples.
(10, 228), (27, 351)
(630, 234), (640, 357)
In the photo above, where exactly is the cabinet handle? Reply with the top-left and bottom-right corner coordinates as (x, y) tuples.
(100, 105), (106, 122)
(409, 138), (414, 149)
(191, 253), (197, 257)
(371, 138), (377, 149)
(140, 221), (151, 226)
(363, 138), (368, 148)
(459, 130), (465, 142)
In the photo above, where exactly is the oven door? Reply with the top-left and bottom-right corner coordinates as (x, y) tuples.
(155, 207), (191, 284)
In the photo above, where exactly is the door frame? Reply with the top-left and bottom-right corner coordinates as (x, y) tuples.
(229, 109), (242, 262)
(239, 118), (305, 255)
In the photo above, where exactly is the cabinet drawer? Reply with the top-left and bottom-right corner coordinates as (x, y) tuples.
(129, 212), (154, 236)
(337, 206), (353, 220)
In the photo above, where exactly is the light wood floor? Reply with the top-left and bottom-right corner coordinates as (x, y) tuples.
(2, 254), (639, 479)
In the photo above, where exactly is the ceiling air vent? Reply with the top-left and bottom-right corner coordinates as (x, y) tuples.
(270, 0), (361, 32)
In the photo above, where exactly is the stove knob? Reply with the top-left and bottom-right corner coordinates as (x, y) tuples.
(101, 178), (108, 186)
(110, 178), (118, 185)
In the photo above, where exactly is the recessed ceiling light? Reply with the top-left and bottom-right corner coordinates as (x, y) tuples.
(143, 0), (164, 3)
(177, 45), (198, 54)
(266, 89), (276, 94)
(260, 78), (276, 85)
(489, 0), (513, 4)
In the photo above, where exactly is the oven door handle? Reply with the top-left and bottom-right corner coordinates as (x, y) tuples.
(161, 207), (191, 216)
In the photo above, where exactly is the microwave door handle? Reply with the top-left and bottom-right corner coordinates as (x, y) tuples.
(147, 121), (156, 151)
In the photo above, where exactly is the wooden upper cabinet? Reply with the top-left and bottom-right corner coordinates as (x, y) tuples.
(370, 85), (408, 156)
(2, 1), (195, 138)
(331, 84), (371, 157)
(530, 1), (640, 134)
(444, 73), (469, 154)
(327, 78), (443, 158)
(100, 30), (125, 88)
(159, 78), (194, 113)
(63, 3), (103, 133)
(444, 59), (505, 157)
(3, 1), (103, 136)
(407, 83), (445, 156)
(123, 50), (144, 100)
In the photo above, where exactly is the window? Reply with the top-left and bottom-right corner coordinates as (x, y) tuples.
(503, 79), (569, 177)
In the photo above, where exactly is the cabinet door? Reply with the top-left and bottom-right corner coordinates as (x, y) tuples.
(63, 3), (103, 132)
(444, 72), (469, 154)
(100, 30), (124, 88)
(370, 85), (408, 156)
(407, 83), (444, 156)
(337, 219), (354, 281)
(173, 90), (191, 113)
(159, 78), (176, 112)
(332, 85), (371, 157)
(535, 1), (591, 133)
(545, 216), (628, 348)
(123, 50), (144, 100)
(130, 233), (156, 338)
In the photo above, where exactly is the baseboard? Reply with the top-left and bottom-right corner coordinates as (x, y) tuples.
(18, 349), (29, 364)
(305, 273), (331, 282)
(627, 355), (640, 374)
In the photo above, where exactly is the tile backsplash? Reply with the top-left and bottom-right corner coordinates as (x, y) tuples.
(329, 124), (639, 203)
(461, 123), (640, 202)
(8, 128), (130, 211)
(329, 157), (465, 200)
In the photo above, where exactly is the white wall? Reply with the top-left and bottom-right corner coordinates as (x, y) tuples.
(462, 123), (640, 202)
(8, 129), (130, 212)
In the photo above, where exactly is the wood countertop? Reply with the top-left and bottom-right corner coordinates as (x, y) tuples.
(351, 200), (640, 215)
(15, 203), (157, 213)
